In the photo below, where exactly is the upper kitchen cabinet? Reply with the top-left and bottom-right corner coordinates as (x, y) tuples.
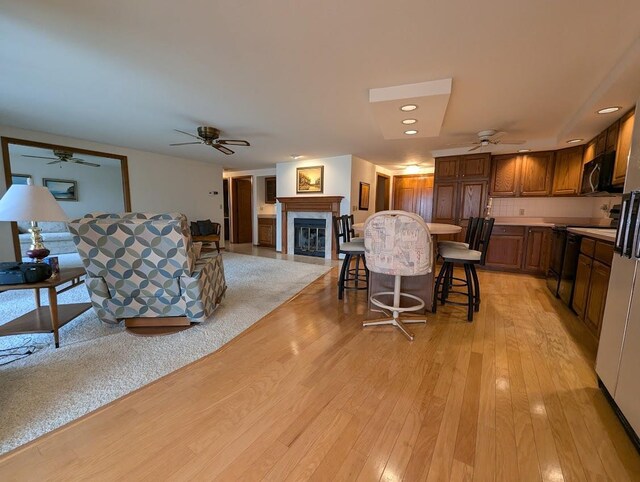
(552, 146), (583, 196)
(489, 154), (519, 197)
(432, 182), (458, 224)
(595, 131), (607, 156)
(583, 138), (597, 164)
(613, 108), (635, 186)
(605, 120), (619, 153)
(459, 153), (491, 178)
(434, 156), (459, 181)
(519, 151), (555, 196)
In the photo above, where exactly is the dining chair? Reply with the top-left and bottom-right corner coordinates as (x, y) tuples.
(433, 218), (495, 322)
(363, 210), (433, 340)
(333, 215), (368, 300)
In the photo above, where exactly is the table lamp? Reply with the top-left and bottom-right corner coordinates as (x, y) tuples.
(0, 178), (68, 262)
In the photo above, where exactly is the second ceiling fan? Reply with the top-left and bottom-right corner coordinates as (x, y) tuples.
(170, 126), (250, 155)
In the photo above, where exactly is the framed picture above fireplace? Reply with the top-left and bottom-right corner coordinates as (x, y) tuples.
(296, 166), (324, 194)
(358, 182), (370, 210)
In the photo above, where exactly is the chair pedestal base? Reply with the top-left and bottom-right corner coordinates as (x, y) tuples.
(363, 316), (426, 341)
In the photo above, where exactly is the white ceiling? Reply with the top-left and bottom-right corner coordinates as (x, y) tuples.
(1, 0), (640, 170)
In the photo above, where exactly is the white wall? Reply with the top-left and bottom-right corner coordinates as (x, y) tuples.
(0, 125), (224, 260)
(275, 155), (352, 251)
(9, 155), (124, 219)
(350, 156), (378, 224)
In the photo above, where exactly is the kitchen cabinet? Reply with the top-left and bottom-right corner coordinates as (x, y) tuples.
(583, 139), (597, 164)
(459, 154), (491, 178)
(458, 180), (488, 221)
(519, 152), (555, 196)
(522, 227), (551, 274)
(552, 146), (584, 196)
(595, 131), (607, 156)
(573, 254), (592, 318)
(585, 260), (610, 336)
(434, 156), (459, 181)
(489, 154), (519, 197)
(613, 109), (635, 186)
(257, 217), (276, 247)
(485, 226), (525, 270)
(432, 182), (458, 224)
(265, 177), (276, 204)
(605, 121), (619, 154)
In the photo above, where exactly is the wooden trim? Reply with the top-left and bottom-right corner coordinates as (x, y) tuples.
(125, 317), (191, 328)
(276, 196), (343, 259)
(1, 136), (132, 260)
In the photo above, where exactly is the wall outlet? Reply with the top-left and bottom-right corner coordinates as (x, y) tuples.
(519, 208), (525, 215)
(353, 205), (358, 211)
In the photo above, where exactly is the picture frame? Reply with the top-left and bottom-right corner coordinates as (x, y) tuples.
(296, 166), (324, 194)
(43, 178), (78, 201)
(11, 173), (32, 186)
(358, 182), (370, 210)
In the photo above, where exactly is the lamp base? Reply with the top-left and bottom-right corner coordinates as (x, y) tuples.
(26, 247), (50, 263)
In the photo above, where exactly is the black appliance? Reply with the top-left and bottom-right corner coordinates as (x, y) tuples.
(615, 190), (640, 258)
(0, 262), (52, 285)
(580, 151), (623, 195)
(546, 226), (566, 296)
(559, 232), (582, 306)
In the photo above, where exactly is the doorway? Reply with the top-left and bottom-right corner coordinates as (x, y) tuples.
(392, 174), (434, 222)
(375, 173), (390, 212)
(231, 176), (253, 244)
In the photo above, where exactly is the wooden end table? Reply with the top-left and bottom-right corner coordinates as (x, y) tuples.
(0, 267), (90, 348)
(193, 234), (221, 253)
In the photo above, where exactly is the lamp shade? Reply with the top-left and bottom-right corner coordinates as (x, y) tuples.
(0, 185), (68, 222)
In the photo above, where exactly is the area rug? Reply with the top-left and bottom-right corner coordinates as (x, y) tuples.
(0, 253), (331, 455)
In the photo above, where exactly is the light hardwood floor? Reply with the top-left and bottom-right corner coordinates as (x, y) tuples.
(0, 264), (639, 481)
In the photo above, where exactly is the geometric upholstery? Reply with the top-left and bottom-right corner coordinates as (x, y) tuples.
(68, 212), (227, 324)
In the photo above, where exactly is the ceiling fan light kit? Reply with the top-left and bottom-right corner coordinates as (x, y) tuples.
(170, 126), (250, 155)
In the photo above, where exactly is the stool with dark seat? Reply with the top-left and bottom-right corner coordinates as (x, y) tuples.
(433, 218), (495, 322)
(333, 215), (368, 300)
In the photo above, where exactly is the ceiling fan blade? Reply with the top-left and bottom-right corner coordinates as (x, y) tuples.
(76, 160), (101, 167)
(174, 129), (203, 140)
(23, 155), (58, 160)
(444, 142), (474, 148)
(170, 141), (202, 146)
(468, 145), (483, 152)
(217, 139), (250, 147)
(213, 144), (234, 155)
(47, 160), (63, 165)
(496, 139), (526, 145)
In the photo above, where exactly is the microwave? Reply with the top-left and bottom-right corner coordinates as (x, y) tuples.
(580, 151), (623, 195)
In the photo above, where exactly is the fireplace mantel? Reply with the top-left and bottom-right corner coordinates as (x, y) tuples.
(277, 196), (343, 259)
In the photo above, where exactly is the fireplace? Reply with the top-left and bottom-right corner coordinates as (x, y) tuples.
(293, 218), (326, 257)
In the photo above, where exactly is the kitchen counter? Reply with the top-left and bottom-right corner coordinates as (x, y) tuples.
(567, 227), (617, 243)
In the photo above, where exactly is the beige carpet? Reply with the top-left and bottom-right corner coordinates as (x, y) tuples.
(0, 252), (330, 455)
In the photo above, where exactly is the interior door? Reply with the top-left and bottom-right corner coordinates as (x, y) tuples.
(375, 174), (390, 212)
(232, 177), (253, 243)
(392, 174), (434, 222)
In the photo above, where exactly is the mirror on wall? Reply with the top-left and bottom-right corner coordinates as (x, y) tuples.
(1, 137), (131, 261)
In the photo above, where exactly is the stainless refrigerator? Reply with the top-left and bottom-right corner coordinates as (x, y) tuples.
(596, 101), (640, 446)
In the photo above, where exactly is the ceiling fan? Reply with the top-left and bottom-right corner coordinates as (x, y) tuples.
(450, 130), (525, 151)
(22, 149), (100, 167)
(170, 126), (250, 155)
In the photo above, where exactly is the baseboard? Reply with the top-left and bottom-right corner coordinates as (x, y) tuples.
(598, 377), (640, 454)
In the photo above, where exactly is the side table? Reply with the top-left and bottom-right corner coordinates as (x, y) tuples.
(0, 267), (90, 348)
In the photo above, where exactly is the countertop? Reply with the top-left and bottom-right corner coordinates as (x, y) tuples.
(257, 214), (277, 219)
(567, 227), (617, 243)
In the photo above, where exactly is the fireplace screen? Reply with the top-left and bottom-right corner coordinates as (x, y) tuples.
(294, 218), (326, 257)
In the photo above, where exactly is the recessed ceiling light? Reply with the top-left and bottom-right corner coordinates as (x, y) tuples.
(566, 138), (583, 144)
(404, 129), (418, 135)
(402, 119), (417, 125)
(518, 149), (531, 153)
(400, 104), (418, 112)
(291, 154), (302, 160)
(597, 106), (621, 114)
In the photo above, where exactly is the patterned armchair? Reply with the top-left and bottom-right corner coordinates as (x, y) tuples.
(68, 212), (227, 324)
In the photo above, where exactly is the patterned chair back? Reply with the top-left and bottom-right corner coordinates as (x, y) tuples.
(364, 210), (433, 277)
(68, 212), (196, 299)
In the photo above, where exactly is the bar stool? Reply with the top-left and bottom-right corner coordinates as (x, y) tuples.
(433, 218), (495, 322)
(438, 216), (483, 291)
(333, 215), (368, 300)
(363, 210), (433, 340)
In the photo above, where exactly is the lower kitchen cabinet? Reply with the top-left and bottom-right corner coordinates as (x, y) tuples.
(485, 225), (550, 275)
(572, 254), (592, 318)
(522, 227), (551, 274)
(258, 217), (276, 247)
(584, 260), (611, 336)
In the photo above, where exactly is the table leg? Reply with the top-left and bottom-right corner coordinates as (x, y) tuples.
(48, 286), (60, 348)
(34, 288), (41, 308)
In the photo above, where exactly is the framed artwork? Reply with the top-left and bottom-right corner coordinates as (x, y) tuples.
(296, 166), (324, 194)
(11, 173), (32, 185)
(43, 178), (78, 201)
(359, 182), (370, 210)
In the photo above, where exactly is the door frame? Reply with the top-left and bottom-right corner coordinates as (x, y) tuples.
(230, 175), (253, 244)
(375, 173), (391, 212)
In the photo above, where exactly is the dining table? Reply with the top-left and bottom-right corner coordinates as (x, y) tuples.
(352, 220), (462, 313)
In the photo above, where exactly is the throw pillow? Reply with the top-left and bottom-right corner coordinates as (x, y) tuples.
(190, 222), (201, 237)
(192, 242), (203, 259)
(197, 220), (215, 236)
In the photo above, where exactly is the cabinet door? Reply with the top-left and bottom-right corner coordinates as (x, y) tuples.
(520, 152), (555, 196)
(522, 227), (551, 274)
(432, 182), (458, 224)
(265, 177), (277, 204)
(552, 146), (584, 196)
(583, 139), (597, 164)
(613, 109), (635, 186)
(459, 154), (490, 179)
(489, 154), (519, 197)
(258, 219), (275, 247)
(585, 260), (610, 337)
(434, 156), (459, 181)
(458, 180), (488, 222)
(595, 131), (607, 156)
(485, 227), (525, 270)
(605, 121), (619, 154)
(572, 254), (592, 318)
